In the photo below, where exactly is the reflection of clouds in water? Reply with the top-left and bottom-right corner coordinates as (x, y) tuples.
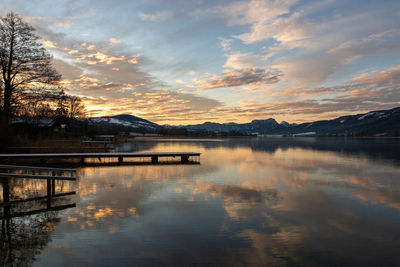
(228, 189), (400, 266)
(30, 139), (400, 266)
(195, 146), (400, 211)
(70, 142), (400, 232)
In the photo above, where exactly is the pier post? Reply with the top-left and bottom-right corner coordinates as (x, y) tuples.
(151, 156), (158, 163)
(181, 156), (189, 163)
(118, 157), (123, 163)
(51, 171), (56, 196)
(47, 178), (51, 208)
(2, 178), (10, 217)
(80, 157), (85, 164)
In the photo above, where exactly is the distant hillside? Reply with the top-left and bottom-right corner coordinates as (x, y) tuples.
(86, 107), (400, 137)
(287, 107), (400, 136)
(88, 114), (160, 133)
(182, 118), (285, 134)
(179, 107), (400, 137)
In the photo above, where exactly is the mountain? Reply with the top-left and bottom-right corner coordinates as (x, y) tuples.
(288, 107), (400, 136)
(179, 107), (400, 136)
(86, 107), (400, 137)
(183, 118), (285, 134)
(88, 114), (160, 132)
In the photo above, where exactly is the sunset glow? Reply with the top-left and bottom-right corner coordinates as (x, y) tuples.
(1, 0), (399, 124)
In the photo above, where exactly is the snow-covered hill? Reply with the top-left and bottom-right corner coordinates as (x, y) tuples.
(88, 114), (160, 131)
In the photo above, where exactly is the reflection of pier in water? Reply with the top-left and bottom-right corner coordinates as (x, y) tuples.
(0, 165), (77, 265)
(48, 161), (201, 169)
(0, 152), (201, 164)
(0, 164), (77, 219)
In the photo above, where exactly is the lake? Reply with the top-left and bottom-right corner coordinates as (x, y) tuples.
(1, 137), (400, 266)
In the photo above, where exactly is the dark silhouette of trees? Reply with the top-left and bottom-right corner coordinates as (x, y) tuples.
(0, 12), (61, 123)
(14, 87), (86, 120)
(0, 12), (87, 149)
(55, 89), (68, 118)
(67, 95), (86, 118)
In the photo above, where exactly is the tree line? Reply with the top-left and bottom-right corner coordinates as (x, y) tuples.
(0, 12), (85, 127)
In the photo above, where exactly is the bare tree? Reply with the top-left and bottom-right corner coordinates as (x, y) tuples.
(0, 12), (61, 123)
(67, 95), (86, 118)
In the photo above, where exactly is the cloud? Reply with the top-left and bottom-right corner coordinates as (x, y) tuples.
(223, 52), (264, 69)
(219, 0), (297, 26)
(5, 1), (400, 125)
(349, 64), (400, 86)
(25, 15), (74, 29)
(127, 56), (138, 64)
(214, 0), (311, 45)
(19, 18), (223, 124)
(184, 63), (400, 123)
(68, 49), (79, 55)
(273, 53), (343, 84)
(209, 0), (400, 86)
(235, 11), (312, 45)
(42, 40), (58, 48)
(274, 63), (400, 99)
(81, 89), (223, 124)
(270, 26), (400, 85)
(197, 68), (281, 90)
(329, 29), (400, 63)
(138, 11), (173, 22)
(219, 37), (233, 51)
(52, 58), (83, 80)
(86, 44), (96, 50)
(109, 38), (121, 45)
(76, 51), (126, 65)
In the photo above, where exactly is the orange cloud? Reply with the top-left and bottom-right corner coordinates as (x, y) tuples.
(42, 40), (57, 48)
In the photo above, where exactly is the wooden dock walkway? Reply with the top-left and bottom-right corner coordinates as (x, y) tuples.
(0, 152), (201, 163)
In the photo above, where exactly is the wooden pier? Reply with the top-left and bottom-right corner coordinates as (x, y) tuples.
(0, 164), (76, 204)
(0, 152), (201, 163)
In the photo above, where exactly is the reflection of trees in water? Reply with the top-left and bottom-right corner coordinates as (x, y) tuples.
(7, 178), (72, 201)
(1, 178), (75, 266)
(1, 213), (60, 266)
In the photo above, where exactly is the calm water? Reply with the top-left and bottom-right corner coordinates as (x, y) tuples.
(1, 137), (400, 266)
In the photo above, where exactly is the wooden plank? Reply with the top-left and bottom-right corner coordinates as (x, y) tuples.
(0, 164), (76, 172)
(8, 147), (49, 149)
(0, 173), (76, 181)
(82, 141), (113, 144)
(39, 161), (201, 168)
(0, 152), (201, 159)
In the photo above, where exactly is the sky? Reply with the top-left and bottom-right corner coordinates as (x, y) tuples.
(1, 0), (400, 125)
